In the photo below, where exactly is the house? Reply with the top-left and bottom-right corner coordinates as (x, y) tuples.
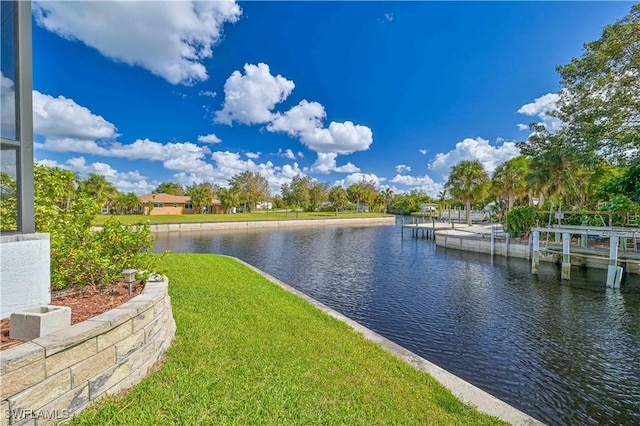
(138, 193), (224, 215)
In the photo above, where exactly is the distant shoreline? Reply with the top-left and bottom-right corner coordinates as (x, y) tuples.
(92, 216), (396, 232)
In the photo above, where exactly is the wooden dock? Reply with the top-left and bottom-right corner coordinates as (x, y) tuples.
(401, 219), (469, 239)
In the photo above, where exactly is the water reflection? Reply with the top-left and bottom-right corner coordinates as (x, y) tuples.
(153, 224), (640, 425)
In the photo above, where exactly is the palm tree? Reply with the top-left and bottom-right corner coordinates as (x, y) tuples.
(491, 156), (529, 211)
(186, 183), (214, 214)
(78, 173), (119, 213)
(383, 188), (393, 214)
(445, 160), (489, 225)
(328, 186), (349, 216)
(525, 152), (589, 208)
(113, 192), (141, 214)
(217, 187), (240, 214)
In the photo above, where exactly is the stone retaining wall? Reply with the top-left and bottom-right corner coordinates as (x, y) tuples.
(0, 278), (175, 425)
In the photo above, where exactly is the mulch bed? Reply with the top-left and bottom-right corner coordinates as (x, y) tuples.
(1, 280), (145, 351)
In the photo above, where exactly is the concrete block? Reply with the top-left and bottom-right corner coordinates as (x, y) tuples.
(9, 306), (71, 341)
(9, 369), (71, 413)
(124, 339), (158, 372)
(129, 290), (165, 306)
(131, 308), (155, 333)
(119, 299), (154, 315)
(115, 329), (145, 361)
(45, 339), (97, 377)
(97, 320), (132, 352)
(33, 320), (110, 357)
(88, 361), (130, 400)
(0, 359), (45, 400)
(70, 347), (116, 388)
(1, 400), (9, 426)
(153, 297), (167, 316)
(0, 342), (44, 374)
(28, 383), (86, 426)
(9, 417), (35, 426)
(86, 307), (137, 328)
(144, 316), (164, 344)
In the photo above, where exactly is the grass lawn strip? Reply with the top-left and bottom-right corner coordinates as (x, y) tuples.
(70, 254), (505, 425)
(93, 211), (390, 225)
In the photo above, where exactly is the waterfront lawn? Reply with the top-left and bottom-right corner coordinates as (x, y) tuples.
(94, 211), (390, 225)
(71, 254), (504, 425)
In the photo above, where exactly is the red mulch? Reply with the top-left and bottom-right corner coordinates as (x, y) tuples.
(1, 280), (145, 351)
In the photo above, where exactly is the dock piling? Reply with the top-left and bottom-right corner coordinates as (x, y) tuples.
(532, 231), (540, 274)
(561, 232), (571, 280)
(490, 225), (495, 257)
(607, 236), (620, 288)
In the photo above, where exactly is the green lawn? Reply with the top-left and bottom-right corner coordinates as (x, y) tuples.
(71, 254), (504, 425)
(94, 211), (390, 225)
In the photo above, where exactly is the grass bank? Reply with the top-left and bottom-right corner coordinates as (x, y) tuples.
(71, 254), (504, 425)
(94, 211), (390, 225)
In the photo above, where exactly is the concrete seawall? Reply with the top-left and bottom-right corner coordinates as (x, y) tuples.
(91, 216), (396, 233)
(434, 230), (640, 274)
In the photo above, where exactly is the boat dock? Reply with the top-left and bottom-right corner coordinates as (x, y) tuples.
(400, 219), (463, 239)
(531, 225), (640, 288)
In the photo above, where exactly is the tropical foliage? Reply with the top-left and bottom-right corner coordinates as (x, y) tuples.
(31, 164), (155, 290)
(228, 171), (270, 212)
(281, 175), (329, 211)
(520, 4), (640, 166)
(328, 186), (349, 215)
(186, 182), (216, 213)
(445, 160), (489, 225)
(154, 182), (185, 196)
(503, 206), (537, 237)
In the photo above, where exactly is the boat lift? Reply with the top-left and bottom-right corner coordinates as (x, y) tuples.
(531, 225), (640, 288)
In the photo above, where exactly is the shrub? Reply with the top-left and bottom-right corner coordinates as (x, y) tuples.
(503, 206), (536, 237)
(39, 194), (155, 290)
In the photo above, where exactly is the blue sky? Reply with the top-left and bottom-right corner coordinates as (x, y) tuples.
(14, 1), (636, 196)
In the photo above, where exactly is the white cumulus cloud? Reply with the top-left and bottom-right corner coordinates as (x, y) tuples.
(517, 93), (561, 131)
(269, 100), (373, 154)
(245, 152), (261, 159)
(215, 63), (295, 125)
(33, 90), (118, 141)
(197, 133), (222, 144)
(309, 152), (360, 174)
(395, 164), (411, 173)
(390, 173), (443, 197)
(277, 148), (297, 160)
(428, 137), (520, 180)
(335, 173), (385, 189)
(215, 64), (374, 167)
(268, 100), (325, 136)
(33, 1), (241, 85)
(38, 156), (157, 194)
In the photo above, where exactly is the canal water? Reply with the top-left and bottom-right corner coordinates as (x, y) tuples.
(153, 222), (640, 425)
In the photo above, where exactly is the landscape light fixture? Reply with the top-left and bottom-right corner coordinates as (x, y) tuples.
(122, 269), (137, 295)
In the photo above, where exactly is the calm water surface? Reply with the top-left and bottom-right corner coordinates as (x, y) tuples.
(153, 222), (640, 425)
